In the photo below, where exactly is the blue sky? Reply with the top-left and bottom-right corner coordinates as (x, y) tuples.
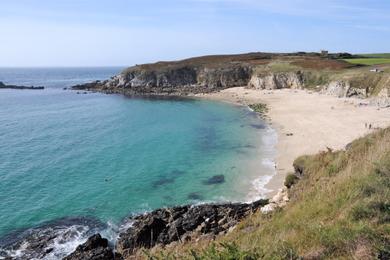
(0, 0), (389, 67)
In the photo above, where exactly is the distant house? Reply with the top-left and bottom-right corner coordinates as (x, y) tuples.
(321, 50), (329, 56)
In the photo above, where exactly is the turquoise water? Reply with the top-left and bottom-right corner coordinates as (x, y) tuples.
(0, 68), (276, 254)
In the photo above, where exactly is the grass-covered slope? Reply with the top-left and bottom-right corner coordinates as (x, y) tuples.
(343, 53), (390, 65)
(343, 58), (390, 66)
(146, 128), (390, 259)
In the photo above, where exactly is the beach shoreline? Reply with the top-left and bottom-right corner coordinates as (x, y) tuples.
(195, 87), (390, 198)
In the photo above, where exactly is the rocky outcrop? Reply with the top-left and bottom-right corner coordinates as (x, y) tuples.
(248, 72), (304, 90)
(73, 64), (252, 95)
(62, 200), (268, 258)
(260, 187), (289, 213)
(115, 199), (267, 257)
(0, 81), (44, 90)
(377, 87), (390, 98)
(197, 65), (251, 89)
(322, 80), (368, 98)
(64, 234), (116, 260)
(322, 81), (349, 97)
(0, 217), (105, 260)
(370, 87), (390, 107)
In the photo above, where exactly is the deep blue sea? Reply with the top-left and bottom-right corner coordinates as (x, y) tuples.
(0, 67), (276, 258)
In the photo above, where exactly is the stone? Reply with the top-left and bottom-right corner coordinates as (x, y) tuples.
(346, 87), (367, 98)
(323, 81), (349, 97)
(202, 175), (225, 185)
(64, 234), (116, 260)
(187, 192), (203, 200)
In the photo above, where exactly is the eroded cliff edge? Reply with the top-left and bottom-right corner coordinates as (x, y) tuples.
(72, 52), (390, 104)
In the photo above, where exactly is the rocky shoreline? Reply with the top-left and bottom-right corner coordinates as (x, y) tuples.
(65, 199), (269, 259)
(0, 199), (276, 259)
(0, 81), (44, 90)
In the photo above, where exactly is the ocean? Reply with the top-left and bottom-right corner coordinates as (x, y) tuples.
(0, 67), (276, 258)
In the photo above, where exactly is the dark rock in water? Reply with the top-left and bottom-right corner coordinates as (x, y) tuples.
(250, 123), (266, 129)
(0, 81), (44, 90)
(0, 217), (105, 259)
(152, 177), (175, 188)
(115, 199), (268, 258)
(187, 192), (203, 200)
(64, 234), (116, 260)
(72, 80), (102, 90)
(170, 169), (185, 177)
(203, 175), (225, 185)
(197, 126), (218, 152)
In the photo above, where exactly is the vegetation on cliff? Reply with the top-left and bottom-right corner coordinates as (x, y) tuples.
(72, 52), (390, 100)
(145, 128), (390, 259)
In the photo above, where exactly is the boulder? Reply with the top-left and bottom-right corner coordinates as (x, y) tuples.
(64, 234), (116, 260)
(323, 81), (349, 97)
(346, 87), (367, 98)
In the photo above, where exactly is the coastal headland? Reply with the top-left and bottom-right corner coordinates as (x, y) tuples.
(2, 52), (389, 259)
(64, 52), (390, 259)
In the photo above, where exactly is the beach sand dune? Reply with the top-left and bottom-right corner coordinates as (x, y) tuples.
(198, 87), (390, 197)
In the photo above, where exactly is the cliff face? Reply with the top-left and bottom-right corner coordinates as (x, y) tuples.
(248, 72), (304, 90)
(71, 52), (389, 101)
(73, 66), (308, 95)
(72, 52), (356, 94)
(74, 64), (252, 95)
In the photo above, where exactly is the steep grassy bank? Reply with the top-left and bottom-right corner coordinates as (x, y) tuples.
(145, 128), (390, 259)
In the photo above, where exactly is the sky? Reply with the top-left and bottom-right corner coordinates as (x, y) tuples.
(0, 0), (389, 67)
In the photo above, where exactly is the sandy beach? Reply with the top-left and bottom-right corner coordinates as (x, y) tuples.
(196, 87), (390, 197)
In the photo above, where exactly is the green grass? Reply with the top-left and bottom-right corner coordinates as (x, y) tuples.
(284, 174), (299, 188)
(343, 58), (390, 65)
(145, 128), (390, 259)
(359, 53), (390, 59)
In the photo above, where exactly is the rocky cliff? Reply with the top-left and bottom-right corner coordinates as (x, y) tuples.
(64, 199), (268, 259)
(71, 52), (390, 106)
(248, 72), (304, 90)
(71, 52), (356, 95)
(73, 64), (252, 95)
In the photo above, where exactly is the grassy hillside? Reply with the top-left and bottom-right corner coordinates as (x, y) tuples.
(144, 128), (390, 259)
(360, 54), (390, 59)
(122, 52), (354, 73)
(343, 53), (390, 65)
(343, 58), (390, 66)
